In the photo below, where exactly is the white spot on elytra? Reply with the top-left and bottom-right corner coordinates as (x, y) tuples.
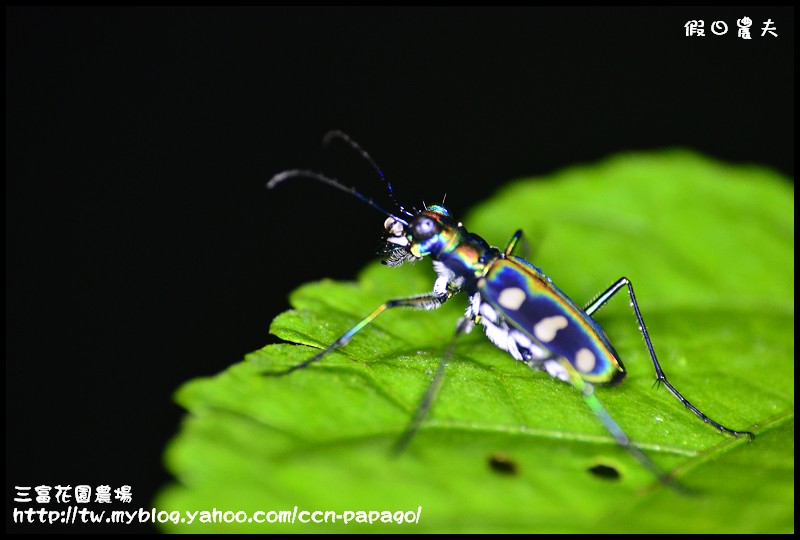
(497, 287), (526, 310)
(575, 348), (596, 373)
(533, 315), (568, 343)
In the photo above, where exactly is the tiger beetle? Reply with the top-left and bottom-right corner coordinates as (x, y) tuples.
(267, 131), (754, 488)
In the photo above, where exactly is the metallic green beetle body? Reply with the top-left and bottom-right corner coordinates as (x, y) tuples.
(383, 205), (625, 388)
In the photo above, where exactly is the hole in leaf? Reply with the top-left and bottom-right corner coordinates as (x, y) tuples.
(588, 463), (621, 480)
(487, 452), (519, 476)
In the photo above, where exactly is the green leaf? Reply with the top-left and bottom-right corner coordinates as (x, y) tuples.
(156, 151), (793, 533)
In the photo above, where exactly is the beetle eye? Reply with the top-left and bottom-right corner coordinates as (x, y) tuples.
(412, 216), (438, 239)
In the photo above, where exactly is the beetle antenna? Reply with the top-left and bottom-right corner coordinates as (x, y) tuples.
(267, 169), (409, 226)
(323, 130), (414, 218)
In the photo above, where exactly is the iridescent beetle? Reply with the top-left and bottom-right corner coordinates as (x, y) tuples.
(267, 131), (754, 487)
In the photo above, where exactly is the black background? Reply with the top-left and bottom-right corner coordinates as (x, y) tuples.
(6, 7), (793, 533)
